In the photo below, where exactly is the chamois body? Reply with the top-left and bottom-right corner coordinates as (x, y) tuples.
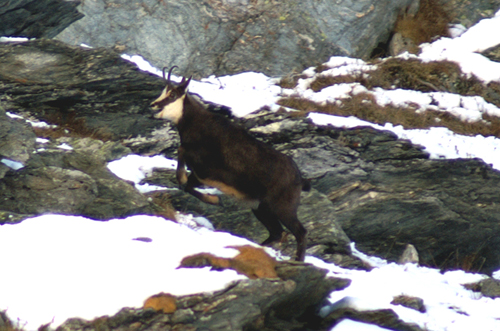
(151, 68), (307, 261)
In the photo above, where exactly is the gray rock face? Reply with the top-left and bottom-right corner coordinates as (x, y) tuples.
(54, 262), (351, 331)
(0, 0), (83, 38)
(55, 0), (417, 78)
(0, 143), (152, 222)
(443, 0), (500, 28)
(0, 107), (36, 179)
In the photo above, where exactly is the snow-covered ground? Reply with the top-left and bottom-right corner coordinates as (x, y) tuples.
(2, 9), (500, 331)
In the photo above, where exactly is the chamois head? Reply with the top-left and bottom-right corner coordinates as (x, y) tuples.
(151, 66), (192, 124)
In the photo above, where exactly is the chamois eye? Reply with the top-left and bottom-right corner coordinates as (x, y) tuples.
(169, 92), (177, 99)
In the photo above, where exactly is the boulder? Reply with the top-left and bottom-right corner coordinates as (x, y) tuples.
(0, 106), (36, 179)
(0, 139), (154, 223)
(55, 0), (417, 78)
(0, 0), (83, 38)
(55, 262), (351, 331)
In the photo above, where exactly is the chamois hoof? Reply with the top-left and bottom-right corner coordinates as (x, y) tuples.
(260, 234), (284, 247)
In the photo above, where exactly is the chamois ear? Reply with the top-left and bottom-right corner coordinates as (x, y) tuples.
(179, 76), (192, 91)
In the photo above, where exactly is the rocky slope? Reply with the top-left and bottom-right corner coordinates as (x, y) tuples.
(2, 1), (500, 329)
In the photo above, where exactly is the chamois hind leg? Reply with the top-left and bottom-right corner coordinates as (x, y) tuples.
(176, 147), (188, 186)
(270, 192), (307, 261)
(183, 173), (221, 205)
(252, 202), (284, 246)
(279, 212), (307, 262)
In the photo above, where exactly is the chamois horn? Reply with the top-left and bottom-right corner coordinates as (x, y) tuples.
(162, 66), (179, 83)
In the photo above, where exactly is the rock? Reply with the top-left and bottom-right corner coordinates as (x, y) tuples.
(326, 157), (500, 275)
(443, 0), (500, 28)
(0, 139), (153, 223)
(0, 0), (83, 38)
(398, 244), (419, 265)
(389, 32), (419, 56)
(0, 106), (36, 179)
(391, 295), (426, 313)
(322, 308), (424, 331)
(482, 44), (500, 63)
(464, 278), (500, 299)
(55, 262), (351, 331)
(0, 39), (168, 148)
(55, 0), (417, 78)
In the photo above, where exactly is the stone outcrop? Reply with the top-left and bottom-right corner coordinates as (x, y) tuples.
(55, 262), (351, 331)
(0, 107), (36, 179)
(55, 0), (418, 78)
(0, 0), (83, 38)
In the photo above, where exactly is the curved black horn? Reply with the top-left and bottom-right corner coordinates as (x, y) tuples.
(163, 66), (179, 83)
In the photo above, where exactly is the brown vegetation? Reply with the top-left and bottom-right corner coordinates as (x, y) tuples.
(32, 112), (114, 141)
(143, 293), (177, 314)
(146, 191), (177, 221)
(279, 92), (500, 138)
(313, 58), (500, 108)
(179, 245), (278, 279)
(394, 0), (451, 48)
(283, 57), (500, 138)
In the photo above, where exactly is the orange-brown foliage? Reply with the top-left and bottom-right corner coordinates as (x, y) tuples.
(178, 245), (278, 279)
(143, 293), (177, 314)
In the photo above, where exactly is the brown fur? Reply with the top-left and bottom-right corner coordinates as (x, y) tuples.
(152, 69), (308, 261)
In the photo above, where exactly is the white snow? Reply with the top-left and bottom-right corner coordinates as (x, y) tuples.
(0, 215), (248, 329)
(0, 158), (24, 170)
(2, 8), (500, 331)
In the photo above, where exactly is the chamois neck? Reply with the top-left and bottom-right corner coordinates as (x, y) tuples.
(177, 94), (212, 130)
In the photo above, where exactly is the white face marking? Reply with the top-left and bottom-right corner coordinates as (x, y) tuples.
(153, 94), (186, 124)
(150, 87), (170, 109)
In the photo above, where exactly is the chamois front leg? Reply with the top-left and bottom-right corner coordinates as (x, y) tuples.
(184, 174), (221, 205)
(177, 147), (220, 205)
(176, 147), (188, 186)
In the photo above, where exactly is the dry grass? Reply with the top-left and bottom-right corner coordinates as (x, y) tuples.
(278, 72), (309, 89)
(146, 191), (177, 221)
(312, 58), (500, 107)
(32, 112), (114, 141)
(394, 0), (452, 46)
(279, 92), (500, 138)
(285, 55), (500, 138)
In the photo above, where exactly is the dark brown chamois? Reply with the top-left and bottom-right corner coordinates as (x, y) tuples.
(151, 67), (309, 261)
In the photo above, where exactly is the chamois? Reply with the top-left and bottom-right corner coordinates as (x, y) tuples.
(151, 67), (308, 261)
